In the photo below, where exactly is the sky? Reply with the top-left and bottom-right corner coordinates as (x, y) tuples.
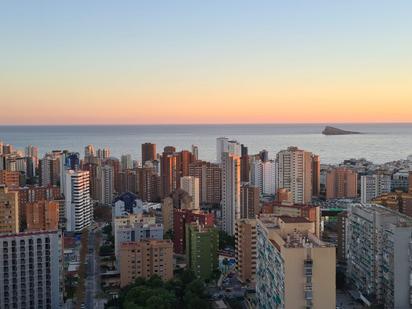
(1, 1), (412, 125)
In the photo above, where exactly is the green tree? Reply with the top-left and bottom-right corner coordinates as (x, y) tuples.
(218, 231), (235, 250)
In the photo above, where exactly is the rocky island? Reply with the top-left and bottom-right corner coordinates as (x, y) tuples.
(322, 126), (361, 135)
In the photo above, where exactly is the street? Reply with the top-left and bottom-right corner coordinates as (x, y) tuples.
(85, 227), (105, 309)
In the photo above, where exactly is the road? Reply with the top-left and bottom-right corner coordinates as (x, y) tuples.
(85, 227), (105, 309)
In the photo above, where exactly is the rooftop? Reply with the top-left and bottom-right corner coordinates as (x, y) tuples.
(278, 216), (311, 223)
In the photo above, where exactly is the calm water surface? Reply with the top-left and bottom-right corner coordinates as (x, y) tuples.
(0, 124), (411, 164)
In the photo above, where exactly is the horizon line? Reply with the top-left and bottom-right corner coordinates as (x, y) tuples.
(1, 121), (412, 127)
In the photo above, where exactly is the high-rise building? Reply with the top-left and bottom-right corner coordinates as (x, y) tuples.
(262, 160), (276, 195)
(138, 162), (160, 202)
(311, 154), (320, 197)
(0, 230), (63, 308)
(82, 161), (100, 201)
(336, 211), (348, 263)
(97, 147), (110, 160)
(84, 144), (95, 158)
(240, 144), (249, 183)
(141, 143), (157, 163)
(120, 154), (133, 171)
(189, 160), (221, 205)
(259, 149), (269, 162)
(0, 170), (20, 188)
(2, 144), (13, 155)
(12, 185), (61, 230)
(256, 215), (336, 309)
(221, 152), (241, 236)
(216, 137), (241, 164)
(39, 153), (61, 187)
(360, 174), (391, 203)
(250, 158), (263, 192)
(25, 145), (39, 171)
(26, 200), (59, 231)
(346, 203), (412, 308)
(119, 240), (173, 287)
(276, 146), (316, 204)
(64, 170), (93, 232)
(409, 171), (412, 193)
(162, 197), (174, 233)
(235, 218), (257, 283)
(177, 150), (194, 179)
(0, 186), (19, 234)
(160, 148), (178, 197)
(99, 165), (114, 206)
(104, 157), (121, 193)
(186, 222), (219, 280)
(180, 176), (200, 210)
(326, 167), (358, 199)
(118, 169), (138, 194)
(60, 151), (80, 195)
(240, 184), (260, 219)
(173, 209), (214, 254)
(191, 145), (199, 161)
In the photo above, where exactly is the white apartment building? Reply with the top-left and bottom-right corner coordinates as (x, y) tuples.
(221, 152), (241, 236)
(99, 164), (114, 206)
(180, 176), (200, 210)
(346, 203), (412, 308)
(360, 174), (391, 203)
(276, 147), (313, 204)
(64, 170), (93, 232)
(0, 230), (62, 309)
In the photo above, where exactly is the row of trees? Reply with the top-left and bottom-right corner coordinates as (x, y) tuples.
(108, 270), (210, 309)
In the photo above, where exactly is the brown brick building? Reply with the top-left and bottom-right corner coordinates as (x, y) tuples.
(119, 240), (173, 287)
(26, 200), (59, 231)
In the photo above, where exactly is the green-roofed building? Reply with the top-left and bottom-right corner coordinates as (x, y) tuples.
(185, 221), (219, 280)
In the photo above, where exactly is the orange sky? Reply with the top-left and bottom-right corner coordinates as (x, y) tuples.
(1, 1), (412, 124)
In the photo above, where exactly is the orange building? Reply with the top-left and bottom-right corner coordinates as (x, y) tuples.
(0, 170), (20, 188)
(373, 191), (412, 218)
(26, 200), (59, 231)
(276, 188), (293, 204)
(138, 163), (161, 202)
(119, 240), (173, 287)
(326, 167), (358, 199)
(12, 185), (61, 229)
(189, 160), (221, 205)
(141, 143), (157, 163)
(235, 218), (257, 283)
(0, 185), (19, 234)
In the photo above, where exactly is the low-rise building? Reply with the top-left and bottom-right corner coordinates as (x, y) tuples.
(119, 239), (173, 287)
(114, 218), (162, 257)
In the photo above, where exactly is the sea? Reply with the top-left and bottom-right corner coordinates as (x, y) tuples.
(1, 123), (412, 165)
